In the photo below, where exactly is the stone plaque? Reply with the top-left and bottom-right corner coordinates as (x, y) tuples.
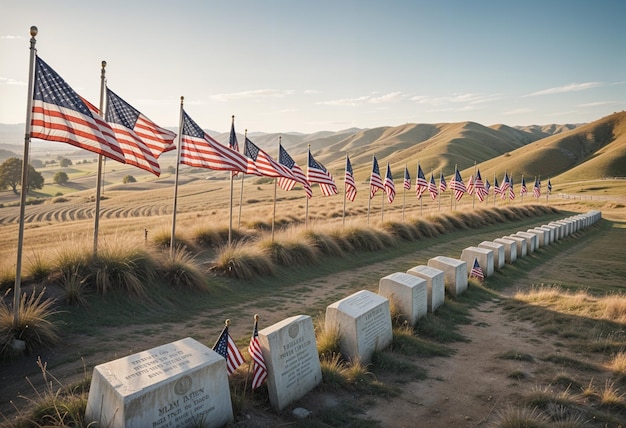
(378, 272), (428, 326)
(478, 241), (505, 270)
(514, 231), (537, 253)
(460, 246), (494, 277)
(494, 237), (517, 263)
(325, 290), (393, 363)
(85, 337), (233, 428)
(258, 315), (322, 411)
(425, 257), (466, 298)
(506, 235), (527, 257)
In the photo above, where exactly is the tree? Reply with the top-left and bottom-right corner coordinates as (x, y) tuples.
(0, 157), (44, 194)
(59, 158), (72, 167)
(122, 175), (137, 183)
(53, 171), (69, 185)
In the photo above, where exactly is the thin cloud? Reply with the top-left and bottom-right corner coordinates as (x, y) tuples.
(319, 91), (406, 106)
(318, 95), (371, 106)
(577, 101), (618, 107)
(1, 35), (24, 40)
(525, 82), (602, 97)
(369, 91), (404, 104)
(0, 76), (26, 86)
(211, 89), (295, 101)
(502, 108), (534, 115)
(411, 92), (500, 106)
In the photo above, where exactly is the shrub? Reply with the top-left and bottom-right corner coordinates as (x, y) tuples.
(122, 175), (137, 183)
(212, 243), (274, 280)
(156, 247), (208, 291)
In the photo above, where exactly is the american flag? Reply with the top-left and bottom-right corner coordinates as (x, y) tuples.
(384, 163), (396, 204)
(547, 179), (552, 193)
(520, 176), (528, 196)
(248, 318), (267, 389)
(229, 117), (239, 177)
(466, 174), (475, 196)
(244, 137), (294, 180)
(369, 156), (384, 199)
(180, 111), (248, 173)
(106, 88), (176, 176)
(485, 179), (491, 195)
(428, 173), (438, 200)
(533, 178), (541, 198)
(213, 324), (245, 375)
(439, 172), (447, 193)
(415, 164), (427, 199)
(449, 168), (467, 201)
(474, 169), (488, 202)
(277, 144), (312, 198)
(470, 257), (484, 280)
(493, 176), (502, 196)
(500, 173), (510, 200)
(403, 166), (411, 190)
(345, 155), (357, 202)
(30, 56), (125, 164)
(508, 175), (516, 200)
(307, 150), (338, 196)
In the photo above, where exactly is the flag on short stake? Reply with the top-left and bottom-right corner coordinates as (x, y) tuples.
(278, 144), (312, 198)
(493, 176), (502, 197)
(248, 315), (268, 389)
(415, 164), (427, 198)
(180, 110), (248, 173)
(449, 167), (467, 201)
(307, 150), (338, 196)
(500, 172), (510, 200)
(508, 174), (516, 200)
(384, 163), (396, 203)
(244, 137), (295, 180)
(520, 176), (528, 196)
(213, 321), (245, 375)
(470, 257), (484, 280)
(30, 56), (126, 164)
(485, 179), (491, 195)
(369, 156), (384, 199)
(547, 179), (552, 193)
(403, 166), (411, 190)
(533, 177), (541, 198)
(474, 169), (488, 202)
(105, 88), (176, 176)
(345, 155), (357, 202)
(439, 171), (447, 192)
(466, 174), (475, 196)
(428, 173), (438, 200)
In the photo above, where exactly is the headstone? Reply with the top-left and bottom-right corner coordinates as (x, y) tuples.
(541, 224), (557, 243)
(378, 272), (428, 326)
(527, 228), (546, 247)
(537, 226), (553, 244)
(258, 315), (322, 411)
(506, 235), (527, 257)
(514, 231), (537, 253)
(493, 237), (517, 263)
(85, 337), (233, 428)
(425, 257), (466, 297)
(478, 241), (505, 270)
(460, 246), (494, 277)
(326, 290), (393, 363)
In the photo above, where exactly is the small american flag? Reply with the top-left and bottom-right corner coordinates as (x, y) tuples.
(470, 257), (484, 280)
(533, 178), (541, 198)
(449, 168), (467, 201)
(248, 318), (267, 389)
(485, 179), (491, 194)
(547, 179), (552, 193)
(180, 111), (248, 173)
(384, 163), (396, 204)
(520, 176), (528, 196)
(345, 155), (357, 202)
(229, 117), (239, 177)
(493, 176), (502, 196)
(428, 173), (438, 200)
(466, 174), (475, 196)
(439, 172), (447, 192)
(213, 324), (245, 375)
(307, 150), (338, 196)
(500, 173), (510, 200)
(508, 175), (516, 200)
(244, 137), (294, 180)
(31, 56), (126, 164)
(403, 166), (411, 190)
(278, 144), (312, 198)
(415, 164), (427, 199)
(369, 156), (384, 199)
(474, 169), (488, 202)
(106, 88), (176, 176)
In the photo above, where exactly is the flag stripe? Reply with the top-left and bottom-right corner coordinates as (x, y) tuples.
(345, 155), (357, 202)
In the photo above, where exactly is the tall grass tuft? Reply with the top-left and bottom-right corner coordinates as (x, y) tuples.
(0, 288), (59, 356)
(212, 243), (274, 280)
(193, 226), (245, 248)
(0, 263), (15, 292)
(53, 239), (92, 281)
(607, 351), (626, 380)
(302, 230), (345, 258)
(319, 352), (348, 388)
(383, 221), (417, 241)
(598, 379), (626, 408)
(258, 234), (319, 267)
(61, 268), (89, 307)
(156, 247), (208, 291)
(315, 313), (340, 356)
(494, 405), (550, 428)
(26, 251), (53, 284)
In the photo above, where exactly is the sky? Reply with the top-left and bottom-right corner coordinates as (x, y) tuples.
(1, 0), (626, 134)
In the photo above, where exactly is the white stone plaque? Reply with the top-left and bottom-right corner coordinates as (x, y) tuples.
(85, 337), (233, 428)
(425, 257), (466, 297)
(506, 235), (527, 257)
(325, 290), (393, 363)
(460, 246), (494, 277)
(378, 272), (428, 326)
(258, 315), (322, 411)
(494, 237), (517, 263)
(478, 241), (505, 270)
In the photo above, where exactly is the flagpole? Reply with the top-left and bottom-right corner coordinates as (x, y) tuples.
(93, 60), (107, 256)
(402, 163), (406, 221)
(438, 170), (442, 212)
(238, 130), (247, 228)
(521, 174), (524, 204)
(342, 153), (347, 227)
(472, 161), (476, 209)
(228, 115), (235, 245)
(493, 173), (497, 206)
(367, 155), (373, 226)
(272, 137), (280, 242)
(546, 177), (549, 204)
(171, 96), (184, 255)
(305, 145), (310, 228)
(453, 164), (458, 210)
(14, 26), (38, 326)
(381, 188), (384, 223)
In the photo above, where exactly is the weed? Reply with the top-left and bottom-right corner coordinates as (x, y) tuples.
(156, 246), (207, 291)
(212, 243), (274, 280)
(494, 405), (550, 427)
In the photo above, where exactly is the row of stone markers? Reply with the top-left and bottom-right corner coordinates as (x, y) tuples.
(84, 211), (602, 427)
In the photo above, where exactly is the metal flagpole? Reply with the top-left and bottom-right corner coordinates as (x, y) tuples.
(367, 155), (373, 225)
(305, 145), (310, 228)
(342, 153), (347, 227)
(14, 26), (38, 326)
(472, 162), (476, 209)
(381, 187), (384, 223)
(237, 130), (247, 228)
(228, 115), (235, 245)
(170, 96), (184, 255)
(438, 170), (442, 212)
(493, 173), (497, 206)
(272, 137), (280, 242)
(93, 60), (107, 256)
(402, 163), (406, 221)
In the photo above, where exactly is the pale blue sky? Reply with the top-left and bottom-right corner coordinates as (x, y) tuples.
(1, 0), (625, 133)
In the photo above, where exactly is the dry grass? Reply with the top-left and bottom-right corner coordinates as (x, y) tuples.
(606, 352), (626, 380)
(314, 313), (340, 356)
(155, 246), (208, 291)
(212, 242), (274, 280)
